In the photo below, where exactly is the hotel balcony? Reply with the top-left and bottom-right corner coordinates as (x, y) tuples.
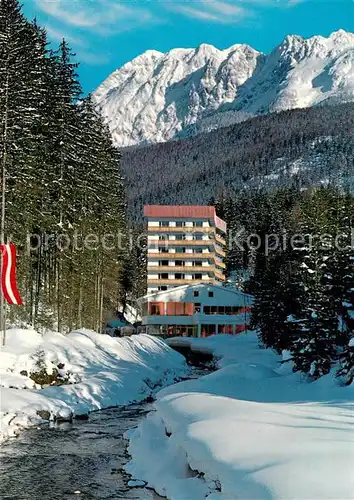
(147, 251), (226, 267)
(147, 266), (216, 273)
(215, 270), (226, 281)
(147, 226), (215, 233)
(148, 239), (216, 247)
(215, 246), (226, 258)
(216, 234), (227, 246)
(148, 251), (215, 259)
(147, 278), (215, 286)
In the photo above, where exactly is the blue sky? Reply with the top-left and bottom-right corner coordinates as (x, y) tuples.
(24, 0), (353, 94)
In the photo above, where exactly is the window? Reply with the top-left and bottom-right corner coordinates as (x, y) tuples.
(194, 303), (201, 313)
(176, 234), (186, 240)
(159, 235), (167, 240)
(195, 221), (203, 227)
(166, 302), (194, 316)
(193, 291), (199, 297)
(159, 273), (168, 279)
(158, 286), (168, 291)
(180, 247), (186, 253)
(159, 247), (168, 253)
(203, 306), (240, 315)
(167, 325), (197, 337)
(176, 221), (184, 227)
(201, 324), (217, 337)
(175, 273), (184, 280)
(159, 260), (169, 266)
(194, 248), (203, 253)
(150, 303), (161, 315)
(219, 325), (233, 334)
(194, 273), (202, 280)
(160, 221), (169, 227)
(175, 260), (184, 266)
(208, 291), (214, 298)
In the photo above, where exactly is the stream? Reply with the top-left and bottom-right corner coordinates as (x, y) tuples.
(0, 403), (161, 500)
(0, 364), (209, 499)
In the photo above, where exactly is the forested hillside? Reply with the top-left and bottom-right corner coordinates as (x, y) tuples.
(122, 103), (354, 222)
(0, 0), (129, 331)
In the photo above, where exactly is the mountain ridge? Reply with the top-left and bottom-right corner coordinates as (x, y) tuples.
(93, 30), (354, 148)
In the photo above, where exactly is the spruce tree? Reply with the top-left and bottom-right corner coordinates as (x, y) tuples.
(337, 338), (354, 385)
(290, 189), (339, 379)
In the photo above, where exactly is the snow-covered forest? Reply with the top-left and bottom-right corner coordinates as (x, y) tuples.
(217, 187), (354, 382)
(0, 0), (131, 332)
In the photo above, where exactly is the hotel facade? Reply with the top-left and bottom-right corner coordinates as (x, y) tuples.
(145, 205), (227, 294)
(137, 283), (253, 338)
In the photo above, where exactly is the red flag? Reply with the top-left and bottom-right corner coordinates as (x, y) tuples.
(0, 243), (22, 305)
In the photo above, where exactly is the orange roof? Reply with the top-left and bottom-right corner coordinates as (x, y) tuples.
(144, 205), (216, 219)
(144, 205), (227, 232)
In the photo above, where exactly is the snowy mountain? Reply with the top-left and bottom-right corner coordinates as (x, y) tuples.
(93, 30), (354, 148)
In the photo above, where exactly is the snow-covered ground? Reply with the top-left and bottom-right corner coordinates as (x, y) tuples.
(125, 333), (354, 499)
(0, 328), (187, 444)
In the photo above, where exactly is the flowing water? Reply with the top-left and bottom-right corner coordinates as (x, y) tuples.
(0, 363), (210, 500)
(0, 403), (163, 500)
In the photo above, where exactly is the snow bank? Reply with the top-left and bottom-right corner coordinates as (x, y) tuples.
(0, 329), (187, 444)
(126, 332), (354, 499)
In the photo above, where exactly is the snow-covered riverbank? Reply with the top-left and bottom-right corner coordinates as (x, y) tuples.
(0, 329), (187, 444)
(125, 333), (354, 499)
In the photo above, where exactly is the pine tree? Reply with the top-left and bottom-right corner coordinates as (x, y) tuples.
(290, 189), (339, 379)
(250, 189), (302, 351)
(337, 338), (354, 385)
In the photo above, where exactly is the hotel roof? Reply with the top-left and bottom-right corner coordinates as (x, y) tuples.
(137, 282), (253, 303)
(144, 205), (216, 218)
(144, 205), (227, 232)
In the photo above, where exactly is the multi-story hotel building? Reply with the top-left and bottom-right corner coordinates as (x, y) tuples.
(145, 205), (227, 294)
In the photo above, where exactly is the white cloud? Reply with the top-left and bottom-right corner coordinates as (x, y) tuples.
(165, 0), (302, 24)
(168, 0), (247, 23)
(45, 24), (86, 46)
(45, 23), (112, 63)
(172, 5), (230, 22)
(204, 0), (246, 15)
(236, 0), (307, 5)
(35, 0), (156, 34)
(78, 50), (112, 65)
(34, 0), (162, 66)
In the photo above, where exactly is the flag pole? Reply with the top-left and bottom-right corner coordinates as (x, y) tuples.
(1, 142), (6, 347)
(1, 72), (9, 347)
